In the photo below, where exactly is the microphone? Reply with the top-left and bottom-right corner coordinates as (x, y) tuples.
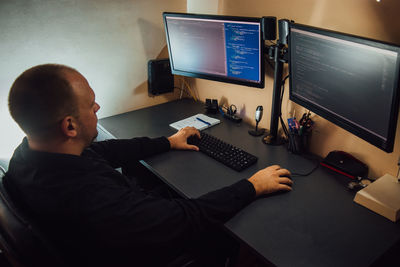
(255, 106), (263, 125)
(249, 106), (266, 136)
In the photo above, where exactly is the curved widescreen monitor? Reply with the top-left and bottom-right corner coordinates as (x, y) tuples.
(289, 23), (400, 152)
(163, 12), (264, 88)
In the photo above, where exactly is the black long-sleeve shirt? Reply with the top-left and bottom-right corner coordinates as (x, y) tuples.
(4, 137), (255, 266)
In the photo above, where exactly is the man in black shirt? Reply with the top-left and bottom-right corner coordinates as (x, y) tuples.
(5, 64), (292, 266)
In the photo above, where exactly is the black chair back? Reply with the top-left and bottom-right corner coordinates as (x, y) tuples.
(0, 170), (67, 267)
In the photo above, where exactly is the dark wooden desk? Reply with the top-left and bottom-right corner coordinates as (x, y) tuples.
(99, 99), (400, 267)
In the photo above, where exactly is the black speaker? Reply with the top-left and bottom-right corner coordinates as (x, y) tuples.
(148, 59), (174, 95)
(262, 16), (276, 40)
(278, 19), (291, 45)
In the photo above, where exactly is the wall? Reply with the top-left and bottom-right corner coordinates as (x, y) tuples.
(1, 0), (398, 178)
(187, 0), (218, 14)
(0, 0), (186, 159)
(189, 0), (400, 179)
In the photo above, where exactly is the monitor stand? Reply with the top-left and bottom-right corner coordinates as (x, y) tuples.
(354, 174), (400, 222)
(264, 43), (287, 146)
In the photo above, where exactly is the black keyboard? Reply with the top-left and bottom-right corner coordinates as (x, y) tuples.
(187, 132), (258, 171)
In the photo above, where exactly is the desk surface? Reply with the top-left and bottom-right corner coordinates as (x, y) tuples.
(99, 99), (400, 267)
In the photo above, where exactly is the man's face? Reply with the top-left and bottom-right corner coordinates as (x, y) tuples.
(67, 71), (100, 147)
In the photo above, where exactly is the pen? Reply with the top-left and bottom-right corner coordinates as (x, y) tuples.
(196, 117), (211, 126)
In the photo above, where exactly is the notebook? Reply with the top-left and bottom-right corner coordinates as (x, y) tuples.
(169, 114), (220, 131)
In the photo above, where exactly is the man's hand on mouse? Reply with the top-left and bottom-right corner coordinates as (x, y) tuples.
(168, 126), (200, 151)
(248, 165), (293, 196)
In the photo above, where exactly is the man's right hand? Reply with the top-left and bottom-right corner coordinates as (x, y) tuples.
(248, 165), (293, 197)
(167, 126), (200, 151)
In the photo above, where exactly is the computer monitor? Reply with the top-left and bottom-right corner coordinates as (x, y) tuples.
(289, 23), (400, 153)
(163, 12), (264, 88)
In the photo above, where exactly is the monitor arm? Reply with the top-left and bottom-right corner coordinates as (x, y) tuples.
(263, 43), (288, 145)
(263, 19), (291, 145)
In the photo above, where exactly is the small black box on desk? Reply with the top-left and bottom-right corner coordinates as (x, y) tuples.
(321, 151), (368, 179)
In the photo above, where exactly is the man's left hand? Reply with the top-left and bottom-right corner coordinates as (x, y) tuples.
(167, 127), (200, 151)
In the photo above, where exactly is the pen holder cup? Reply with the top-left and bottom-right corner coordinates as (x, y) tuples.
(287, 132), (310, 154)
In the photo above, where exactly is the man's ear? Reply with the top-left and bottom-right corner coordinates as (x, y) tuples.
(61, 116), (78, 138)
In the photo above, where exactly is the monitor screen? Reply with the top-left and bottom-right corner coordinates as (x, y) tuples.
(163, 12), (264, 88)
(289, 23), (400, 152)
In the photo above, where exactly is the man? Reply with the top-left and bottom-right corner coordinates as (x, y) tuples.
(5, 64), (292, 266)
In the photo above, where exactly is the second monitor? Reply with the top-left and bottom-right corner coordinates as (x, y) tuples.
(163, 12), (265, 88)
(289, 23), (400, 153)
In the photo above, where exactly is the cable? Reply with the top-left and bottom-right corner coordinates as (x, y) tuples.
(266, 40), (277, 46)
(291, 159), (320, 177)
(280, 75), (289, 102)
(396, 156), (400, 179)
(182, 78), (197, 101)
(397, 159), (400, 179)
(264, 54), (275, 69)
(278, 75), (290, 139)
(228, 104), (237, 115)
(178, 78), (198, 101)
(174, 86), (187, 99)
(266, 59), (275, 70)
(179, 78), (184, 99)
(220, 105), (237, 115)
(280, 116), (289, 137)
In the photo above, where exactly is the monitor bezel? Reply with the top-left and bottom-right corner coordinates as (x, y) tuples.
(163, 12), (265, 88)
(288, 23), (400, 153)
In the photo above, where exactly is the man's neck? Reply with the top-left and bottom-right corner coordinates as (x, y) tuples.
(27, 137), (85, 156)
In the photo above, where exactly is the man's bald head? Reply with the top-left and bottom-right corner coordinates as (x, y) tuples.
(8, 64), (80, 140)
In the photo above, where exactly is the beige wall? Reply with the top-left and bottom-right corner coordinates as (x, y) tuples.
(190, 0), (400, 179)
(0, 0), (186, 159)
(1, 0), (399, 178)
(187, 0), (218, 14)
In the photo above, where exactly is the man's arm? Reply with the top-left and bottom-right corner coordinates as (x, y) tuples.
(90, 126), (293, 195)
(88, 136), (170, 168)
(76, 164), (291, 261)
(88, 126), (199, 168)
(77, 173), (256, 258)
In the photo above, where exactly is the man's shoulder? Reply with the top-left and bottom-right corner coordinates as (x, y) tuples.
(4, 151), (124, 209)
(6, 145), (115, 187)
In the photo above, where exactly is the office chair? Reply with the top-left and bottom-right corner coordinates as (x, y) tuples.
(0, 166), (68, 267)
(0, 161), (220, 267)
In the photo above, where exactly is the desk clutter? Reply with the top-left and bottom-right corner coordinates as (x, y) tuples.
(321, 150), (368, 180)
(287, 111), (314, 154)
(354, 174), (400, 222)
(169, 114), (220, 131)
(205, 98), (243, 122)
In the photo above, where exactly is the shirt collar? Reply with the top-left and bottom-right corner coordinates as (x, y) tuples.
(12, 137), (97, 172)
